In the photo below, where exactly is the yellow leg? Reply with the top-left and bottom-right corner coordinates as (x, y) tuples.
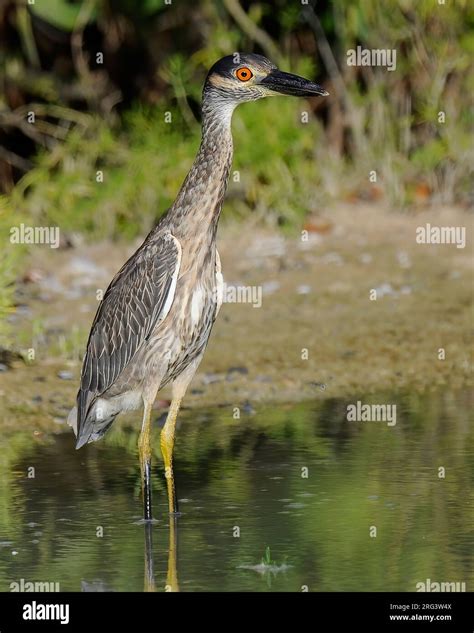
(138, 401), (153, 521)
(160, 397), (182, 515)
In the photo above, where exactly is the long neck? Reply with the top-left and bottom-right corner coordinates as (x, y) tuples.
(168, 96), (235, 240)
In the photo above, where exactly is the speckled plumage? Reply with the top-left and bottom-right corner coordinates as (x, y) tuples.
(68, 53), (328, 519)
(71, 105), (230, 447)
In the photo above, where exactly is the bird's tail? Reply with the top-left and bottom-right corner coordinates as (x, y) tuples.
(67, 406), (78, 436)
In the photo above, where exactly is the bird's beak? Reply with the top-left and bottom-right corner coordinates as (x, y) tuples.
(260, 69), (329, 97)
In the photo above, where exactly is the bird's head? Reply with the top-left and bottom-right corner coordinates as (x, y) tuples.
(203, 53), (329, 107)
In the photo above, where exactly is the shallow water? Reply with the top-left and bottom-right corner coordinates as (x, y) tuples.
(0, 391), (472, 592)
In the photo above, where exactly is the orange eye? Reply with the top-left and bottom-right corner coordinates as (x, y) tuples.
(236, 67), (253, 82)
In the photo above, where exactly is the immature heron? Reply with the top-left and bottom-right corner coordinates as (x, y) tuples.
(69, 53), (328, 520)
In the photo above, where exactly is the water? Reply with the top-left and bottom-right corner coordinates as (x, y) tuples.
(0, 391), (471, 592)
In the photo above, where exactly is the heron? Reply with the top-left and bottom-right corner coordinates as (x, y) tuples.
(68, 53), (328, 520)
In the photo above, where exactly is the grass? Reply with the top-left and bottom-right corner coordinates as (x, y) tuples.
(10, 94), (327, 241)
(0, 197), (26, 347)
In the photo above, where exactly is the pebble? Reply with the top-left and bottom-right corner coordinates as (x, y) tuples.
(374, 282), (395, 297)
(227, 366), (248, 375)
(13, 304), (32, 317)
(22, 268), (44, 283)
(57, 370), (73, 380)
(308, 381), (326, 391)
(262, 281), (280, 295)
(202, 373), (223, 385)
(66, 257), (105, 278)
(397, 251), (411, 268)
(254, 375), (272, 383)
(297, 285), (311, 295)
(245, 236), (286, 259)
(321, 252), (344, 266)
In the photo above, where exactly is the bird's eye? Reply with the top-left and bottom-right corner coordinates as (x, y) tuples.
(236, 67), (253, 82)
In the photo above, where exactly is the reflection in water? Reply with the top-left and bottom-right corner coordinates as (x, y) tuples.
(143, 516), (179, 593)
(166, 516), (179, 592)
(143, 522), (155, 592)
(0, 391), (471, 592)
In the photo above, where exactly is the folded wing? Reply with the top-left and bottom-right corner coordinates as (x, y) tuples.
(76, 230), (181, 445)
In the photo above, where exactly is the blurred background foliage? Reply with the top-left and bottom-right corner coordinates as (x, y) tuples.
(0, 0), (472, 319)
(1, 0), (472, 225)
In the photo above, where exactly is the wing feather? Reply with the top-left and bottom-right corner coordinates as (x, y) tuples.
(76, 230), (182, 442)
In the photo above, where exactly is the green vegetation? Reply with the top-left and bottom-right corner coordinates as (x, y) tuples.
(1, 0), (472, 339)
(0, 197), (24, 346)
(261, 546), (273, 567)
(3, 1), (472, 231)
(11, 95), (325, 240)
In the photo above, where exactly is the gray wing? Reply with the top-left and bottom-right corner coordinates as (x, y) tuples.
(76, 230), (181, 443)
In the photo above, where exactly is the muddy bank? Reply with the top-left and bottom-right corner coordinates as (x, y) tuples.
(0, 204), (471, 433)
